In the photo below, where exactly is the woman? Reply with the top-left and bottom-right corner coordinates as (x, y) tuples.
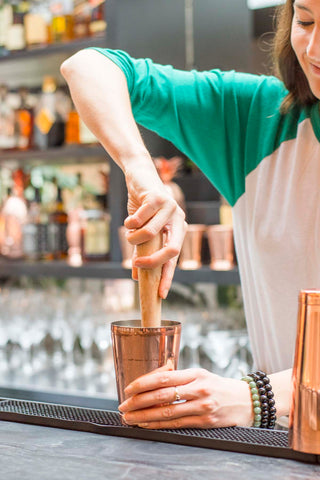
(61, 0), (318, 429)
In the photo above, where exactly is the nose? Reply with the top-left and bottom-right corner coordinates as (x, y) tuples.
(306, 25), (320, 62)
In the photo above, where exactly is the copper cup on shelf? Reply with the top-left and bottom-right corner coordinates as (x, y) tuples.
(289, 289), (320, 454)
(178, 224), (206, 270)
(111, 320), (181, 405)
(118, 226), (135, 269)
(207, 225), (234, 270)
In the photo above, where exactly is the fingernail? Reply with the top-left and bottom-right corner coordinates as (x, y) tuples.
(137, 423), (149, 428)
(162, 289), (168, 299)
(118, 401), (128, 412)
(124, 385), (133, 395)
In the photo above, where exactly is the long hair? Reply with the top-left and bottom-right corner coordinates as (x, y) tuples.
(273, 0), (317, 112)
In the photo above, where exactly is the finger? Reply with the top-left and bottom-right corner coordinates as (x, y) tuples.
(133, 245), (180, 269)
(131, 248), (138, 280)
(126, 206), (179, 246)
(123, 399), (202, 425)
(124, 196), (176, 231)
(124, 369), (198, 397)
(120, 383), (191, 413)
(131, 266), (138, 281)
(159, 256), (178, 299)
(136, 416), (208, 430)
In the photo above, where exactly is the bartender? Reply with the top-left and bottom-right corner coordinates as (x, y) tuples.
(61, 0), (317, 430)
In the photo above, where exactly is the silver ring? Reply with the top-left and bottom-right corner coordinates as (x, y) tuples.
(174, 386), (181, 402)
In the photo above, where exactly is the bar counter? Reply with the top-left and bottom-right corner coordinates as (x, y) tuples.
(0, 420), (319, 479)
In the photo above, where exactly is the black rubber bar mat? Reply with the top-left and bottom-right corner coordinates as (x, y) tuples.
(0, 398), (318, 464)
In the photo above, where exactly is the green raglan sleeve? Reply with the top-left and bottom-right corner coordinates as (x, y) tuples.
(90, 48), (286, 206)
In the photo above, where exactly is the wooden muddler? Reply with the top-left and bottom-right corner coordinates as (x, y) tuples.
(136, 233), (162, 327)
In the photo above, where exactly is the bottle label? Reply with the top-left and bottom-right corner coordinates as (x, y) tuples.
(48, 222), (68, 254)
(84, 219), (109, 255)
(35, 108), (54, 135)
(23, 223), (38, 256)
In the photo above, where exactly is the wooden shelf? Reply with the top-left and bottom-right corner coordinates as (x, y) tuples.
(0, 145), (109, 166)
(0, 37), (106, 63)
(0, 260), (240, 284)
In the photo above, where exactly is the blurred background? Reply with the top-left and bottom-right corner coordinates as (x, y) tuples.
(0, 0), (283, 404)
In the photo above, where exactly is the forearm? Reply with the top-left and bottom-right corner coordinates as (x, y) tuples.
(269, 368), (292, 417)
(60, 49), (160, 182)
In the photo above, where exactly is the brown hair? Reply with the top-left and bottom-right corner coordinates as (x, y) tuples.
(273, 0), (317, 112)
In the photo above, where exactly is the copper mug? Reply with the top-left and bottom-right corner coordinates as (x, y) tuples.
(289, 289), (320, 454)
(207, 225), (235, 270)
(111, 320), (181, 405)
(178, 224), (206, 270)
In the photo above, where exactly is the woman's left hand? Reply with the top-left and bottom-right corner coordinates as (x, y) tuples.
(119, 367), (254, 429)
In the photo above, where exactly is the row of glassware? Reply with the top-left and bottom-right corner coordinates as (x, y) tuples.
(119, 223), (236, 271)
(0, 278), (251, 395)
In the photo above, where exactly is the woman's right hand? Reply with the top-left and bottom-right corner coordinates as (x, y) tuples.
(123, 159), (187, 299)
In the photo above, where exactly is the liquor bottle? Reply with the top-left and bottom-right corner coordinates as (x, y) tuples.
(5, 1), (28, 52)
(24, 0), (50, 48)
(14, 86), (34, 150)
(0, 186), (10, 255)
(0, 84), (16, 150)
(0, 1), (13, 55)
(34, 76), (65, 150)
(73, 0), (91, 38)
(1, 169), (28, 259)
(65, 101), (97, 145)
(219, 196), (233, 226)
(47, 179), (68, 260)
(80, 193), (110, 262)
(89, 0), (106, 37)
(50, 0), (74, 43)
(65, 102), (80, 145)
(66, 173), (84, 266)
(23, 187), (41, 260)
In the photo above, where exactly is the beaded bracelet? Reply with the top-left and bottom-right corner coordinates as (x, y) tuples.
(241, 375), (262, 428)
(249, 371), (277, 429)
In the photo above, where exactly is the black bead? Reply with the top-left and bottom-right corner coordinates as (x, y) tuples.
(269, 414), (276, 421)
(261, 421), (268, 427)
(260, 395), (268, 403)
(261, 403), (269, 411)
(256, 380), (264, 388)
(263, 376), (270, 385)
(267, 424), (275, 429)
(265, 384), (272, 391)
(258, 387), (266, 396)
(267, 391), (274, 399)
(250, 373), (259, 381)
(261, 412), (269, 419)
(256, 370), (267, 378)
(268, 399), (275, 407)
(269, 406), (277, 414)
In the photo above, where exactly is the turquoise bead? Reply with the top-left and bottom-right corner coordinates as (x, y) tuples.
(242, 376), (252, 382)
(255, 414), (262, 422)
(253, 400), (260, 408)
(250, 387), (258, 395)
(252, 394), (259, 401)
(254, 421), (261, 428)
(254, 406), (262, 414)
(248, 381), (256, 389)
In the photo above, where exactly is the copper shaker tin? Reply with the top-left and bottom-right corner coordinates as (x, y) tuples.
(178, 224), (206, 270)
(111, 320), (181, 405)
(207, 225), (234, 270)
(289, 289), (320, 454)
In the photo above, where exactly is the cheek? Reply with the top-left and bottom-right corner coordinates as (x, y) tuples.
(291, 26), (307, 63)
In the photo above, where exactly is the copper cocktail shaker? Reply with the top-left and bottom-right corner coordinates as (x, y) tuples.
(289, 289), (320, 454)
(111, 320), (181, 404)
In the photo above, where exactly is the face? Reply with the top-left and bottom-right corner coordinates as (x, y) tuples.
(291, 0), (320, 99)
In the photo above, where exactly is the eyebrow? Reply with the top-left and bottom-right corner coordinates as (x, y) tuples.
(294, 2), (313, 13)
